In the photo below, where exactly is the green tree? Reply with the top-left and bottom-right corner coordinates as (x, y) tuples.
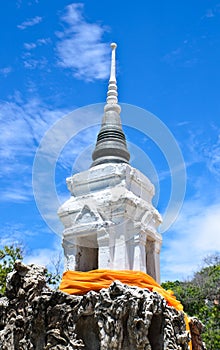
(46, 251), (63, 288)
(0, 245), (23, 295)
(162, 253), (220, 350)
(0, 245), (62, 295)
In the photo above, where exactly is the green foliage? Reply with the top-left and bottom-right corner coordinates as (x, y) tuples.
(0, 245), (23, 295)
(45, 251), (63, 289)
(197, 305), (220, 350)
(46, 269), (62, 288)
(162, 253), (220, 350)
(0, 244), (62, 295)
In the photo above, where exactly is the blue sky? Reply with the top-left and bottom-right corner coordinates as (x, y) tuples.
(0, 0), (220, 282)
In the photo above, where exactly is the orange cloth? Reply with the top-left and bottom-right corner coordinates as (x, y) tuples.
(60, 269), (192, 350)
(185, 314), (192, 350)
(60, 269), (183, 310)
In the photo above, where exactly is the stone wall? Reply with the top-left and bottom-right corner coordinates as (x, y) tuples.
(0, 262), (206, 350)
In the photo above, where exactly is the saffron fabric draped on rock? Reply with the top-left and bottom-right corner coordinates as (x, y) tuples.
(60, 269), (192, 350)
(60, 269), (182, 310)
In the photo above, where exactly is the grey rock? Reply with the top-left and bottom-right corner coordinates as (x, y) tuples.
(0, 262), (204, 349)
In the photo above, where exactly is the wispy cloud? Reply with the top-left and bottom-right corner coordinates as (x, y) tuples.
(176, 121), (191, 127)
(23, 57), (48, 69)
(0, 223), (37, 247)
(0, 96), (68, 201)
(17, 16), (42, 30)
(161, 199), (220, 281)
(202, 4), (220, 20)
(24, 243), (64, 284)
(1, 189), (32, 202)
(0, 97), (62, 165)
(0, 223), (63, 275)
(16, 0), (39, 7)
(16, 0), (22, 8)
(24, 246), (62, 271)
(22, 37), (51, 70)
(24, 42), (37, 50)
(162, 41), (198, 68)
(204, 9), (215, 18)
(24, 38), (51, 50)
(185, 125), (220, 180)
(56, 3), (110, 81)
(160, 122), (220, 281)
(37, 38), (51, 45)
(0, 94), (102, 206)
(204, 135), (220, 178)
(0, 66), (12, 76)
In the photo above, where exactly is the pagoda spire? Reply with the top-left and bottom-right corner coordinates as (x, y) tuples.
(106, 42), (118, 106)
(91, 43), (130, 167)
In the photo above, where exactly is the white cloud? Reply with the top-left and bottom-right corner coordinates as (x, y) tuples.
(0, 97), (66, 164)
(161, 199), (220, 281)
(160, 124), (220, 281)
(37, 38), (51, 45)
(24, 248), (55, 267)
(22, 38), (51, 70)
(56, 3), (110, 81)
(0, 223), (37, 247)
(160, 123), (220, 281)
(17, 16), (42, 30)
(0, 224), (63, 276)
(16, 0), (22, 8)
(0, 95), (102, 206)
(201, 5), (220, 20)
(24, 42), (37, 50)
(185, 125), (220, 180)
(24, 237), (64, 276)
(0, 66), (12, 76)
(24, 38), (51, 50)
(0, 96), (68, 202)
(204, 135), (220, 177)
(1, 190), (31, 202)
(162, 36), (201, 68)
(176, 121), (191, 127)
(16, 0), (39, 6)
(23, 57), (48, 69)
(204, 9), (215, 18)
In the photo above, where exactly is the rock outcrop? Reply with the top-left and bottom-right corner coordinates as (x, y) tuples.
(0, 261), (206, 349)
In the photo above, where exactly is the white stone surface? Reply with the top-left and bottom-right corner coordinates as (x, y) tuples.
(58, 163), (162, 283)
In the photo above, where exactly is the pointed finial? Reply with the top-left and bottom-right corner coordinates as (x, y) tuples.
(105, 42), (120, 111)
(109, 42), (117, 82)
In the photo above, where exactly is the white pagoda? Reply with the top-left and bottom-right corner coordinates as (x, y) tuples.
(58, 43), (162, 283)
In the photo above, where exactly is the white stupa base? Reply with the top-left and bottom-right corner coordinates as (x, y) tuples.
(58, 163), (162, 283)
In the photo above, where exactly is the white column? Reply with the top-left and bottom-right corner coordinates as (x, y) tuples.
(154, 239), (162, 283)
(132, 231), (147, 272)
(97, 228), (111, 269)
(110, 224), (128, 270)
(63, 239), (77, 271)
